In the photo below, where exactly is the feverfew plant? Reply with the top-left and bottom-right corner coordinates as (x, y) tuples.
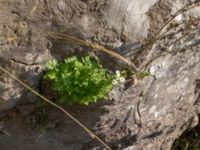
(44, 56), (116, 105)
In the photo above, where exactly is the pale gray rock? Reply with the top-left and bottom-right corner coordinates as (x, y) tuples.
(0, 0), (200, 150)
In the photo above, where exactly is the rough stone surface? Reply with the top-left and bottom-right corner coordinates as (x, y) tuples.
(0, 0), (200, 150)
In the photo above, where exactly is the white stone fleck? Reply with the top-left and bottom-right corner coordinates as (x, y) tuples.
(25, 53), (33, 61)
(154, 111), (159, 118)
(127, 105), (134, 110)
(149, 57), (170, 79)
(154, 106), (168, 118)
(154, 94), (158, 99)
(175, 14), (182, 23)
(149, 105), (157, 113)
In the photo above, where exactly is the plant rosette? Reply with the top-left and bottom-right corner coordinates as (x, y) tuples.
(44, 56), (125, 105)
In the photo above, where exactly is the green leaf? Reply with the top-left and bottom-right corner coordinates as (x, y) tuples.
(45, 59), (58, 70)
(44, 56), (114, 105)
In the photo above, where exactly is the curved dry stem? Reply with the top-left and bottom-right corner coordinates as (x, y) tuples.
(46, 31), (138, 72)
(0, 66), (112, 150)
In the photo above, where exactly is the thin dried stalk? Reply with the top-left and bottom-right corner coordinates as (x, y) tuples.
(46, 31), (138, 72)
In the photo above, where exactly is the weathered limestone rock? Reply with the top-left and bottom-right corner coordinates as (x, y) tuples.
(0, 0), (200, 149)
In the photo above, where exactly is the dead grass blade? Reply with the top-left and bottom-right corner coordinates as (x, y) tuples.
(46, 31), (138, 72)
(0, 66), (112, 150)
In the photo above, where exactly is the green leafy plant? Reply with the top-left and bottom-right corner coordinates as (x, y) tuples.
(44, 56), (115, 105)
